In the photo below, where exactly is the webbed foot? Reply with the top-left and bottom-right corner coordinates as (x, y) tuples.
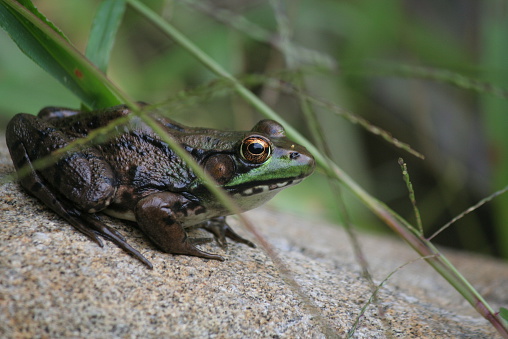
(197, 217), (256, 250)
(79, 213), (153, 269)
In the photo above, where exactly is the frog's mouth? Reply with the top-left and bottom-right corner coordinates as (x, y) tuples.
(231, 178), (302, 197)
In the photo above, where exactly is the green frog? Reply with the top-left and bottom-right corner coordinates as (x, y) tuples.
(6, 104), (315, 268)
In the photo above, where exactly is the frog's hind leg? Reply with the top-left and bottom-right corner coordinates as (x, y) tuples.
(16, 144), (104, 245)
(7, 114), (152, 268)
(8, 113), (117, 213)
(8, 135), (153, 268)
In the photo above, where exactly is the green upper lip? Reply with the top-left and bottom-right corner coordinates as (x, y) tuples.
(225, 176), (304, 191)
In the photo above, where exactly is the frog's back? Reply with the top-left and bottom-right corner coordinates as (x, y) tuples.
(43, 105), (198, 193)
(99, 130), (197, 192)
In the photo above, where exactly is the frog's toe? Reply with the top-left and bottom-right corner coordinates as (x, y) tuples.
(78, 213), (153, 269)
(178, 239), (224, 261)
(199, 217), (256, 249)
(65, 212), (104, 247)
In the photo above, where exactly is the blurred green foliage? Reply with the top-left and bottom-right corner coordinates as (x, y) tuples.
(1, 0), (507, 258)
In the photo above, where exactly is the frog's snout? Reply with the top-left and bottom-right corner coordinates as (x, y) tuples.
(292, 149), (315, 175)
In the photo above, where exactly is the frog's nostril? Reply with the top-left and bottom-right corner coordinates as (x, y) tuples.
(289, 152), (300, 160)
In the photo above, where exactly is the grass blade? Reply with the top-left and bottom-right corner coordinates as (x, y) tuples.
(85, 0), (126, 72)
(398, 158), (424, 234)
(428, 185), (508, 241)
(0, 0), (122, 109)
(16, 0), (68, 40)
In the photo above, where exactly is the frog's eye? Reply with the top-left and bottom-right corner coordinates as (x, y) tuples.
(240, 135), (272, 164)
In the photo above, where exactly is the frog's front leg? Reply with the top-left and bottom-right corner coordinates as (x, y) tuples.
(196, 217), (256, 250)
(135, 193), (225, 261)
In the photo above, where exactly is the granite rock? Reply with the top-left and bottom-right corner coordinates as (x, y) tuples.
(0, 134), (507, 338)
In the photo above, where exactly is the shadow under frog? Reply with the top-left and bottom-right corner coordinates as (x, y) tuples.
(6, 104), (315, 268)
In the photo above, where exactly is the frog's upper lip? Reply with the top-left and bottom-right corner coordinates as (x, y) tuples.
(227, 177), (304, 196)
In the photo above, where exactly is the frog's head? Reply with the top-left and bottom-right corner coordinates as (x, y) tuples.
(201, 120), (315, 211)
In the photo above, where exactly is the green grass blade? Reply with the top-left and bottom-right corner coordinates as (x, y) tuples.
(0, 0), (122, 109)
(85, 0), (126, 72)
(16, 0), (69, 41)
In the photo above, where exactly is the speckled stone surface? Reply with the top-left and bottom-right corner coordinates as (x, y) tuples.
(1, 133), (507, 338)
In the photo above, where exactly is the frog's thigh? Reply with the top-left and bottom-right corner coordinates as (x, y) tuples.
(135, 193), (223, 260)
(7, 113), (116, 212)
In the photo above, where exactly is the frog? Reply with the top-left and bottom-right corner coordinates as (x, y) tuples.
(6, 103), (315, 268)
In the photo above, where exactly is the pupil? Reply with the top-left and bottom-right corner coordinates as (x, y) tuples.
(248, 142), (264, 154)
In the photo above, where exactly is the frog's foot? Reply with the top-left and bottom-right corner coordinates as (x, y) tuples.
(21, 179), (152, 268)
(197, 217), (256, 250)
(78, 213), (153, 269)
(60, 209), (153, 268)
(179, 237), (225, 261)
